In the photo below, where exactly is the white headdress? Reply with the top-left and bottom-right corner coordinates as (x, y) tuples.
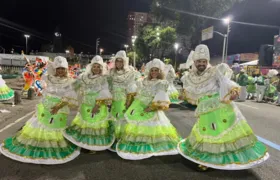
(112, 50), (129, 70)
(47, 56), (68, 76)
(267, 69), (279, 78)
(192, 44), (210, 62)
(85, 55), (107, 75)
(185, 50), (194, 69)
(191, 44), (211, 72)
(145, 58), (165, 76)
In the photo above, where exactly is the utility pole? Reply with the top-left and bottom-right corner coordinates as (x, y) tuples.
(96, 38), (100, 55)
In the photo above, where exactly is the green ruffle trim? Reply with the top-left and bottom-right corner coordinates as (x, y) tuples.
(65, 121), (115, 146)
(169, 92), (179, 102)
(117, 121), (181, 154)
(124, 123), (180, 137)
(111, 120), (126, 140)
(0, 87), (14, 100)
(117, 140), (178, 154)
(179, 139), (267, 165)
(2, 137), (78, 160)
(18, 122), (65, 141)
(191, 120), (254, 143)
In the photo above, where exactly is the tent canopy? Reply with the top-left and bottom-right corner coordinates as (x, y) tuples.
(240, 60), (258, 66)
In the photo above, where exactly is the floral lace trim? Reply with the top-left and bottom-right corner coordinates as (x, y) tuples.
(195, 96), (226, 116)
(151, 101), (170, 111)
(96, 98), (113, 106)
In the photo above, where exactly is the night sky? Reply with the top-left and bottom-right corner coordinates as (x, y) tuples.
(0, 0), (279, 56)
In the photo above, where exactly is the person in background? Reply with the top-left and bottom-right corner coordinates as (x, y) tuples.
(246, 73), (257, 100)
(256, 72), (266, 102)
(236, 69), (248, 102)
(276, 73), (280, 106)
(0, 66), (14, 101)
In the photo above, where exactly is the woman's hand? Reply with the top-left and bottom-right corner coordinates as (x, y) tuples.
(178, 95), (184, 100)
(230, 90), (239, 101)
(125, 101), (131, 109)
(50, 102), (67, 115)
(51, 105), (61, 115)
(144, 107), (152, 112)
(91, 105), (100, 117)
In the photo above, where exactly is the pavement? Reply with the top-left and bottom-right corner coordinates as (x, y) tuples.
(0, 98), (279, 180)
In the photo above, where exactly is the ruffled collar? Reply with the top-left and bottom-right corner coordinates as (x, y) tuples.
(82, 74), (104, 85)
(47, 75), (72, 84)
(88, 74), (101, 79)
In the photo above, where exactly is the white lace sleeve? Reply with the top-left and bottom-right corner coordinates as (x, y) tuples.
(97, 77), (112, 100)
(126, 71), (137, 94)
(151, 80), (170, 110)
(216, 63), (240, 102)
(61, 79), (79, 107)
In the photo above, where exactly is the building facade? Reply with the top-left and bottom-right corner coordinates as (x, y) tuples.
(127, 11), (155, 44)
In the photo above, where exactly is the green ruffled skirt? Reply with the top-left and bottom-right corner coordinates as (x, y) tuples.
(64, 103), (115, 151)
(116, 99), (181, 160)
(178, 95), (269, 170)
(0, 103), (80, 164)
(0, 85), (14, 101)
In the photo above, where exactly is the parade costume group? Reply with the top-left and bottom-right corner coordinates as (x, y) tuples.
(0, 46), (270, 171)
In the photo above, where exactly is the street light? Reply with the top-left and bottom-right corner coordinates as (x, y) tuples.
(24, 34), (30, 54)
(124, 44), (129, 52)
(222, 17), (232, 63)
(174, 43), (179, 69)
(223, 17), (231, 25)
(100, 48), (104, 55)
(214, 31), (227, 63)
(132, 36), (137, 67)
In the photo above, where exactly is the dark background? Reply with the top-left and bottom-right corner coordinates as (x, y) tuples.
(0, 0), (279, 56)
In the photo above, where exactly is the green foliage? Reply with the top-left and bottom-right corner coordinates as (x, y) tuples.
(127, 51), (139, 63)
(151, 0), (243, 47)
(135, 25), (177, 59)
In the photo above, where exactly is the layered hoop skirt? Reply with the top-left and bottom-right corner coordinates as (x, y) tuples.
(64, 103), (115, 151)
(178, 94), (269, 170)
(0, 77), (14, 101)
(0, 102), (80, 164)
(116, 99), (180, 160)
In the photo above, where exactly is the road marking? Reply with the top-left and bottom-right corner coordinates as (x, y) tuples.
(257, 136), (280, 151)
(236, 102), (259, 109)
(0, 111), (34, 133)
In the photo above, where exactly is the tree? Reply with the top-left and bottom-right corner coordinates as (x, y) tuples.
(135, 25), (177, 60)
(127, 51), (139, 64)
(151, 0), (243, 48)
(159, 26), (177, 58)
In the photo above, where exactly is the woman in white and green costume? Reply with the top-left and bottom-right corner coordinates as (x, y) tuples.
(64, 55), (114, 151)
(0, 56), (80, 165)
(116, 58), (181, 160)
(178, 44), (269, 171)
(164, 61), (179, 103)
(0, 73), (14, 101)
(109, 50), (137, 151)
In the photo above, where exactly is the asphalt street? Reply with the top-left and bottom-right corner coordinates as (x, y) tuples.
(0, 99), (279, 180)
